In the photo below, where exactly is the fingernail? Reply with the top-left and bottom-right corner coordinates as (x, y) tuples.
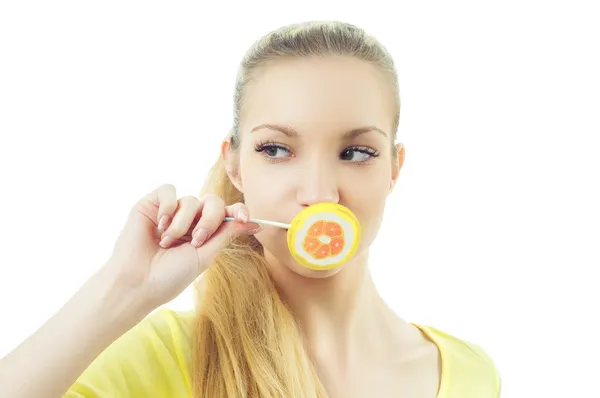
(191, 229), (208, 247)
(238, 209), (248, 223)
(247, 225), (263, 235)
(159, 235), (174, 247)
(157, 215), (169, 232)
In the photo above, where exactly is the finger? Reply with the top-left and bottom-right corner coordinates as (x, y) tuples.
(189, 195), (226, 248)
(151, 184), (177, 233)
(194, 220), (258, 266)
(225, 202), (249, 223)
(191, 202), (259, 248)
(160, 195), (201, 247)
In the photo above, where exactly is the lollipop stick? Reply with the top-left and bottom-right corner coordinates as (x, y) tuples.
(223, 216), (290, 229)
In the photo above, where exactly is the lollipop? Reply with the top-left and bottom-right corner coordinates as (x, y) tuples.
(225, 203), (361, 270)
(286, 203), (361, 270)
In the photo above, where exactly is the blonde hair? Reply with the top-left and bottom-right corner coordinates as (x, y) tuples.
(192, 21), (400, 397)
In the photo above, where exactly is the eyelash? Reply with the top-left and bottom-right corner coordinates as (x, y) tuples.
(253, 140), (381, 164)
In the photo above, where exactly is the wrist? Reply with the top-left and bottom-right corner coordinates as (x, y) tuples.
(83, 264), (152, 334)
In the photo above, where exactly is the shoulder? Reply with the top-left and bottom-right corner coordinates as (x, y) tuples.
(138, 306), (196, 344)
(66, 308), (195, 397)
(414, 324), (502, 398)
(103, 306), (196, 366)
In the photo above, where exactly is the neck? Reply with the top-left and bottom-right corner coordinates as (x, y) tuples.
(264, 250), (405, 366)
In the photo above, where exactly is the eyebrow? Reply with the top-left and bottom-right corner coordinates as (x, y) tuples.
(250, 124), (388, 139)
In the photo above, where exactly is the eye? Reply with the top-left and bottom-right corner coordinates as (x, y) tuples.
(340, 146), (380, 163)
(254, 141), (292, 160)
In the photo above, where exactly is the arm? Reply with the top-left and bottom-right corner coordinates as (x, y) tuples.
(0, 266), (149, 398)
(0, 186), (255, 397)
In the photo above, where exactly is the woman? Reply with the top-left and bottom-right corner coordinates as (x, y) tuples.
(0, 21), (501, 397)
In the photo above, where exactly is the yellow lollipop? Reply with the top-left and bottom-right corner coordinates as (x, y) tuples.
(223, 203), (361, 270)
(286, 203), (362, 270)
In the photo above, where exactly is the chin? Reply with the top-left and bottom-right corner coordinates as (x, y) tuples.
(285, 246), (370, 279)
(287, 260), (346, 279)
(255, 224), (373, 279)
(258, 230), (370, 280)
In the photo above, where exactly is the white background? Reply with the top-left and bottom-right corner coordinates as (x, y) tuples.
(1, 1), (598, 396)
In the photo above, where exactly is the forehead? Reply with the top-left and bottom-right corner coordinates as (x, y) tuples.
(239, 56), (395, 134)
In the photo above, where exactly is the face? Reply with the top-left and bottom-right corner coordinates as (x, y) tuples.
(224, 55), (404, 277)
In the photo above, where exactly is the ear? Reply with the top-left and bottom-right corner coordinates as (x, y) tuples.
(221, 138), (244, 193)
(389, 142), (405, 193)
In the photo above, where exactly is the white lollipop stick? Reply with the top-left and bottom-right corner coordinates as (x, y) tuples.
(167, 217), (290, 244)
(223, 216), (290, 229)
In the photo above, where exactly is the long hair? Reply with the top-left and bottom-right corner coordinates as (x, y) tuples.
(191, 21), (400, 398)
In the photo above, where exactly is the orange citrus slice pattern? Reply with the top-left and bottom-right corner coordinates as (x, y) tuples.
(302, 220), (345, 260)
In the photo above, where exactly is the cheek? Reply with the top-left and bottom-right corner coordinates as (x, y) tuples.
(340, 167), (390, 244)
(239, 156), (290, 218)
(239, 155), (268, 198)
(254, 227), (288, 255)
(341, 165), (391, 205)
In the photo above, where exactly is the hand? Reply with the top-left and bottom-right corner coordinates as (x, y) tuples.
(103, 183), (259, 314)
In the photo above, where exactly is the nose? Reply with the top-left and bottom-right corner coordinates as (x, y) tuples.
(295, 158), (340, 207)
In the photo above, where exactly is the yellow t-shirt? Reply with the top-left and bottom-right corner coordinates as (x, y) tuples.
(65, 308), (501, 397)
